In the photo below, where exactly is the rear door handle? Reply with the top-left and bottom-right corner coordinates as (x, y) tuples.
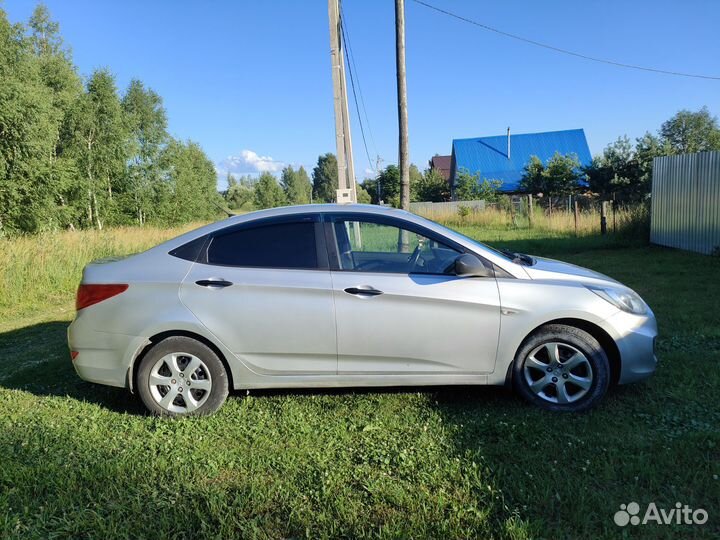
(344, 286), (383, 296)
(196, 279), (233, 288)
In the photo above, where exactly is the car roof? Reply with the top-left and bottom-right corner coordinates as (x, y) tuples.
(230, 203), (409, 219)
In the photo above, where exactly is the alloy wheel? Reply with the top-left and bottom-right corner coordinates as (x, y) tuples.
(523, 342), (594, 404)
(148, 352), (213, 413)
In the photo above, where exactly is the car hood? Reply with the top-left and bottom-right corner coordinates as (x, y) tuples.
(523, 256), (620, 285)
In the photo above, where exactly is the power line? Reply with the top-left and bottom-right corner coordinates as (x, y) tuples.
(340, 16), (374, 173)
(340, 5), (378, 173)
(341, 6), (378, 159)
(412, 0), (720, 81)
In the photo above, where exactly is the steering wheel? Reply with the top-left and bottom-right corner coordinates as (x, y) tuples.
(406, 244), (422, 271)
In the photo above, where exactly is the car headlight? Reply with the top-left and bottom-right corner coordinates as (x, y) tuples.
(586, 285), (647, 315)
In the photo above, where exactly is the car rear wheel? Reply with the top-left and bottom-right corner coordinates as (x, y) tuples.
(136, 336), (229, 417)
(513, 324), (609, 412)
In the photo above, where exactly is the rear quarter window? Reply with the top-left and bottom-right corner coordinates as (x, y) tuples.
(169, 236), (208, 262)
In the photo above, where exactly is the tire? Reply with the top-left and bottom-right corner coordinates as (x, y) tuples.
(136, 336), (229, 417)
(512, 324), (609, 412)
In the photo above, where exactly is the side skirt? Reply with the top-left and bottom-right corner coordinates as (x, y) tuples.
(234, 373), (488, 390)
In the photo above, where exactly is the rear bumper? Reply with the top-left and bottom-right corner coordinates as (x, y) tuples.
(67, 319), (147, 388)
(603, 310), (658, 384)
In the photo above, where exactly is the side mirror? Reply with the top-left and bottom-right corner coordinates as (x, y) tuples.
(454, 253), (493, 278)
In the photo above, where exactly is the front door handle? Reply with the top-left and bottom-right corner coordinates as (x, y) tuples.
(344, 286), (383, 296)
(196, 279), (233, 288)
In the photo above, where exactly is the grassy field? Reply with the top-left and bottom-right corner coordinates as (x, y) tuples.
(0, 223), (205, 320)
(417, 201), (650, 238)
(0, 215), (718, 539)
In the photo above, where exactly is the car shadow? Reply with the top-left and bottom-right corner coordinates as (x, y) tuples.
(0, 320), (146, 415)
(245, 382), (517, 404)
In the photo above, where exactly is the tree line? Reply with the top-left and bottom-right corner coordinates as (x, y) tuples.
(0, 4), (221, 235)
(224, 154), (453, 211)
(223, 153), (367, 210)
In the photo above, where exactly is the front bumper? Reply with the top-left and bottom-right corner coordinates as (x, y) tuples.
(67, 318), (147, 388)
(602, 309), (658, 384)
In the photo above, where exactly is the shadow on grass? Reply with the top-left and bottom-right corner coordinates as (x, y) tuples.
(247, 382), (515, 402)
(0, 320), (145, 415)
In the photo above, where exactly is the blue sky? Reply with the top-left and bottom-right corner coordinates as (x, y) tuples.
(4, 0), (720, 188)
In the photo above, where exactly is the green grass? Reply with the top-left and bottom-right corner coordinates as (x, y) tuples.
(0, 222), (719, 539)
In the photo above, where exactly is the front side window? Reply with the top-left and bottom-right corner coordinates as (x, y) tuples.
(207, 221), (318, 268)
(332, 219), (460, 274)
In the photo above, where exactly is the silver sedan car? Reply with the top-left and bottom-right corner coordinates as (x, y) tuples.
(68, 204), (657, 416)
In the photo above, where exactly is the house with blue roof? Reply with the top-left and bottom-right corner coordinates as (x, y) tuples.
(449, 128), (592, 196)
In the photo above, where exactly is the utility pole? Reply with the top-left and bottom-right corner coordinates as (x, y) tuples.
(395, 0), (410, 212)
(375, 155), (384, 174)
(327, 0), (356, 204)
(375, 155), (384, 203)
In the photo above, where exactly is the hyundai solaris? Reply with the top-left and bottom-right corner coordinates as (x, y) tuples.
(68, 205), (657, 416)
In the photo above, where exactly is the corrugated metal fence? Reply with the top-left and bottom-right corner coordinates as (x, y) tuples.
(651, 151), (720, 255)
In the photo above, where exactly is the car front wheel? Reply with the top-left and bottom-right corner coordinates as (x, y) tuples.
(513, 324), (609, 412)
(136, 336), (229, 417)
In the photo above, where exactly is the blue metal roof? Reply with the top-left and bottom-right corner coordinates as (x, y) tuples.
(451, 129), (592, 192)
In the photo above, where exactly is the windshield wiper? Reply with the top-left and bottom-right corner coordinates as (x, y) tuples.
(499, 248), (534, 266)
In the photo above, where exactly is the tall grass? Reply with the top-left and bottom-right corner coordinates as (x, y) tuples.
(0, 223), (205, 321)
(416, 204), (650, 239)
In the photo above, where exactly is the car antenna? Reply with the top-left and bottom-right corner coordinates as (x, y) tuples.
(212, 200), (234, 218)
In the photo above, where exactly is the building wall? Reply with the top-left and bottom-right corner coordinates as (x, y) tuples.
(650, 151), (720, 255)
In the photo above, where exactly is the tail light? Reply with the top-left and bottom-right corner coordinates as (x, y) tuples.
(76, 284), (128, 310)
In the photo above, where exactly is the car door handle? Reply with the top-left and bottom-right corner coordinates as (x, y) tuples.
(344, 286), (383, 296)
(195, 279), (233, 288)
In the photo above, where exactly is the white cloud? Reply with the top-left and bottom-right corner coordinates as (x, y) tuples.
(216, 149), (285, 178)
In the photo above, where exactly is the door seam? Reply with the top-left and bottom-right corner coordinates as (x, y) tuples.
(328, 271), (340, 375)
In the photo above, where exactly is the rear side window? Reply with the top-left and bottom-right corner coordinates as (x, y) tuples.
(207, 221), (318, 269)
